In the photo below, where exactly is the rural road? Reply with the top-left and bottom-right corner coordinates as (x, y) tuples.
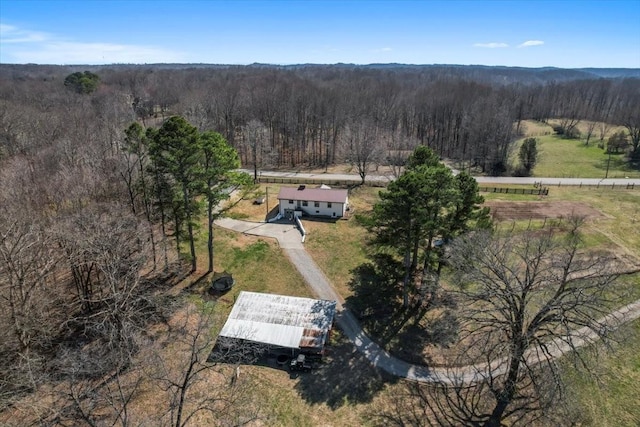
(215, 217), (640, 384)
(242, 169), (640, 188)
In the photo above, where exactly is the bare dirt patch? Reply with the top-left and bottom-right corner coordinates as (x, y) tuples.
(484, 201), (606, 221)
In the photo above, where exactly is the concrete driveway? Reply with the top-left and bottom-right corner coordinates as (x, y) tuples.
(215, 218), (303, 249)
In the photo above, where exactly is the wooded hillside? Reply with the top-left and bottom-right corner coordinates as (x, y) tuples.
(0, 63), (639, 419)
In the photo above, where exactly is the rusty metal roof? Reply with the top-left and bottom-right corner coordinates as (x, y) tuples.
(218, 291), (337, 350)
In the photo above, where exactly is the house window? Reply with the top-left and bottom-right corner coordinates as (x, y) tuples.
(302, 201), (308, 207)
(314, 201), (320, 208)
(327, 202), (332, 208)
(288, 200), (294, 204)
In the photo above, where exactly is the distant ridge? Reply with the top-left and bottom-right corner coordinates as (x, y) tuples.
(1, 63), (638, 85)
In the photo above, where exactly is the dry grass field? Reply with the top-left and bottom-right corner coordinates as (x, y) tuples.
(11, 171), (633, 425)
(217, 179), (640, 426)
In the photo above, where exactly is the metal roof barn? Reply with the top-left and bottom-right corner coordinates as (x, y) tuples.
(218, 291), (337, 352)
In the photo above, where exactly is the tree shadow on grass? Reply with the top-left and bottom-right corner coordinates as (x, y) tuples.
(345, 254), (415, 345)
(293, 330), (398, 409)
(344, 254), (459, 365)
(594, 153), (640, 176)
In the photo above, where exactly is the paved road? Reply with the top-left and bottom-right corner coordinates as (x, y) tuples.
(215, 217), (640, 384)
(241, 169), (640, 187)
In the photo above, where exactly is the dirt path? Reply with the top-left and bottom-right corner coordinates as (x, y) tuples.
(215, 218), (640, 384)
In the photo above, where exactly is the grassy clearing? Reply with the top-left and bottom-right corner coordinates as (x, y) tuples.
(533, 135), (637, 178)
(224, 185), (280, 222)
(185, 226), (312, 327)
(515, 120), (639, 179)
(217, 178), (639, 426)
(483, 184), (640, 254)
(484, 186), (640, 285)
(544, 187), (640, 260)
(208, 229), (311, 298)
(563, 321), (640, 427)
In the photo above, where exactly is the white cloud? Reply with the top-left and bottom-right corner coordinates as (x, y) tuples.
(11, 41), (185, 64)
(518, 40), (544, 48)
(0, 23), (185, 64)
(0, 24), (48, 43)
(473, 42), (509, 48)
(371, 47), (393, 53)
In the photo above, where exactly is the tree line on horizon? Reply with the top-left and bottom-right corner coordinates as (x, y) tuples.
(1, 64), (639, 177)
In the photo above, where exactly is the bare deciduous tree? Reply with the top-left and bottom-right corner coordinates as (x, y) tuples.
(151, 304), (264, 427)
(241, 119), (271, 182)
(446, 218), (628, 426)
(343, 120), (385, 185)
(0, 212), (62, 404)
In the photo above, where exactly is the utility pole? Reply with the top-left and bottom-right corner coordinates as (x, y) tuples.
(605, 150), (612, 179)
(265, 187), (269, 219)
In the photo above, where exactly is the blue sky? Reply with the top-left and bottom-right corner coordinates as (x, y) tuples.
(1, 0), (639, 68)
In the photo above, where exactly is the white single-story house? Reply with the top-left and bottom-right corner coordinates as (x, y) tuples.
(213, 291), (337, 358)
(277, 185), (349, 218)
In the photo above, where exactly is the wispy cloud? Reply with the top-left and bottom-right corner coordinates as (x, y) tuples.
(1, 24), (48, 43)
(0, 23), (185, 64)
(473, 42), (509, 48)
(371, 47), (393, 53)
(518, 40), (544, 48)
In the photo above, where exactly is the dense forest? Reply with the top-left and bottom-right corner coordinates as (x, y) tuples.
(0, 63), (639, 422)
(2, 64), (640, 175)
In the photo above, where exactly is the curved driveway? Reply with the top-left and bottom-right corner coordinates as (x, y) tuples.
(216, 215), (640, 384)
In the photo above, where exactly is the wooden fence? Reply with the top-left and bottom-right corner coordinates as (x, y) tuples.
(479, 187), (549, 196)
(257, 176), (636, 193)
(257, 176), (377, 187)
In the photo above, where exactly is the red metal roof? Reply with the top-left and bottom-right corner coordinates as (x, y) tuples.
(277, 186), (348, 203)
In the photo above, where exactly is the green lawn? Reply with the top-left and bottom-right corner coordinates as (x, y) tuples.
(515, 120), (640, 179)
(515, 134), (639, 178)
(563, 321), (640, 427)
